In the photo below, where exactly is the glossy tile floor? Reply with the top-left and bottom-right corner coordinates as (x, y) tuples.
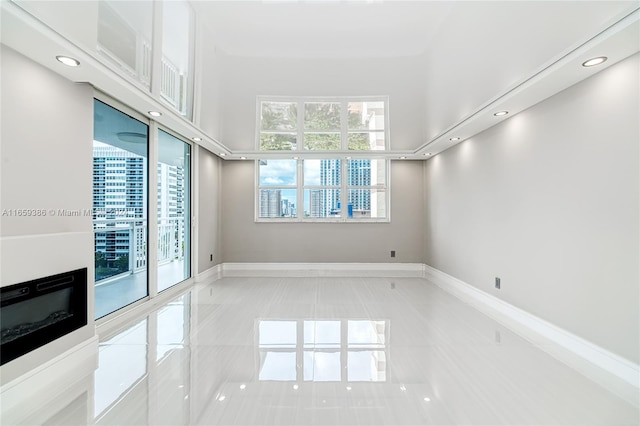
(5, 275), (640, 425)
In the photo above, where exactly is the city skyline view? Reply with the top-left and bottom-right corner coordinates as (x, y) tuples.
(258, 158), (385, 218)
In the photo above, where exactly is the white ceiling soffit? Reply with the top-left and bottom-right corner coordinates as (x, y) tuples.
(416, 8), (640, 158)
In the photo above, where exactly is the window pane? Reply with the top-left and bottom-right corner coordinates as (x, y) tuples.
(260, 133), (297, 151)
(304, 133), (340, 150)
(348, 189), (387, 219)
(93, 100), (148, 320)
(347, 132), (385, 150)
(348, 101), (385, 130)
(161, 0), (193, 118)
(259, 321), (297, 348)
(347, 159), (386, 186)
(304, 159), (341, 186)
(304, 189), (341, 218)
(259, 352), (297, 381)
(304, 102), (341, 131)
(304, 321), (340, 349)
(157, 130), (190, 292)
(348, 320), (386, 348)
(259, 189), (297, 218)
(348, 351), (387, 382)
(260, 102), (297, 131)
(303, 351), (341, 382)
(98, 1), (153, 88)
(259, 160), (297, 186)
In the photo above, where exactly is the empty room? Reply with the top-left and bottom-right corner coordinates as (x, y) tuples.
(0, 1), (638, 425)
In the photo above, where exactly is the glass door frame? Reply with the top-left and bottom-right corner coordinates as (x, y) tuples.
(155, 125), (193, 292)
(94, 91), (195, 327)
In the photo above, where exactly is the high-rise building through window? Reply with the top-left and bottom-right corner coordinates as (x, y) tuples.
(93, 143), (147, 271)
(260, 189), (282, 217)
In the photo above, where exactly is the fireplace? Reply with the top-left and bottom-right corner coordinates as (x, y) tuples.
(1, 268), (88, 366)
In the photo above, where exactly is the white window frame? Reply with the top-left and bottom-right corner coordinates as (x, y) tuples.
(255, 96), (390, 223)
(255, 158), (390, 223)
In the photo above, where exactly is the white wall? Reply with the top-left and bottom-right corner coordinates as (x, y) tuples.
(0, 46), (96, 384)
(197, 146), (222, 272)
(194, 26), (223, 142)
(217, 54), (427, 151)
(221, 160), (424, 263)
(424, 53), (639, 363)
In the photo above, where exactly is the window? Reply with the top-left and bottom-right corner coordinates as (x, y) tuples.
(256, 97), (389, 222)
(92, 96), (195, 326)
(257, 158), (388, 221)
(93, 99), (148, 319)
(258, 97), (387, 151)
(157, 130), (191, 292)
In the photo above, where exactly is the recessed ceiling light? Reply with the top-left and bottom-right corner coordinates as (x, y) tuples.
(424, 153), (432, 156)
(345, 156), (352, 160)
(56, 55), (80, 67)
(293, 384), (299, 390)
(494, 111), (508, 117)
(219, 153), (226, 157)
(423, 397), (431, 402)
(582, 56), (607, 67)
(293, 156), (299, 160)
(239, 384), (246, 390)
(148, 111), (162, 117)
(400, 156), (406, 159)
(449, 137), (460, 142)
(240, 156), (247, 160)
(192, 137), (202, 142)
(218, 395), (226, 402)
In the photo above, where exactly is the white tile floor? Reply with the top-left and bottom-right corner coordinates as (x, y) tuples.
(3, 275), (639, 425)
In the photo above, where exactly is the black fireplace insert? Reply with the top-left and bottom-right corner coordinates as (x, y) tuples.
(1, 268), (88, 365)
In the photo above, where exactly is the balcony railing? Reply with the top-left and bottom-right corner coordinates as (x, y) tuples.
(94, 217), (185, 284)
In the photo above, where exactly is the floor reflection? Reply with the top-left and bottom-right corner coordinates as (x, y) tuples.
(257, 319), (388, 383)
(94, 294), (191, 426)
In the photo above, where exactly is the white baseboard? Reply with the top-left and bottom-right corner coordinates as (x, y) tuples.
(423, 264), (639, 389)
(195, 263), (223, 283)
(221, 262), (424, 277)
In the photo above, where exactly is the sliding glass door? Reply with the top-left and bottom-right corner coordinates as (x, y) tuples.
(157, 130), (190, 292)
(93, 100), (148, 319)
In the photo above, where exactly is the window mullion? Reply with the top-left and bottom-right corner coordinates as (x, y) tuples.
(297, 100), (304, 150)
(341, 160), (348, 221)
(297, 159), (303, 220)
(340, 100), (348, 150)
(341, 101), (348, 221)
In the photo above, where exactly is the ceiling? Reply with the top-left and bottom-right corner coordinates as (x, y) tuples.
(1, 0), (639, 159)
(192, 1), (636, 59)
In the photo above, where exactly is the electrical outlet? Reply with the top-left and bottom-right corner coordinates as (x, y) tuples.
(495, 277), (501, 289)
(390, 250), (396, 258)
